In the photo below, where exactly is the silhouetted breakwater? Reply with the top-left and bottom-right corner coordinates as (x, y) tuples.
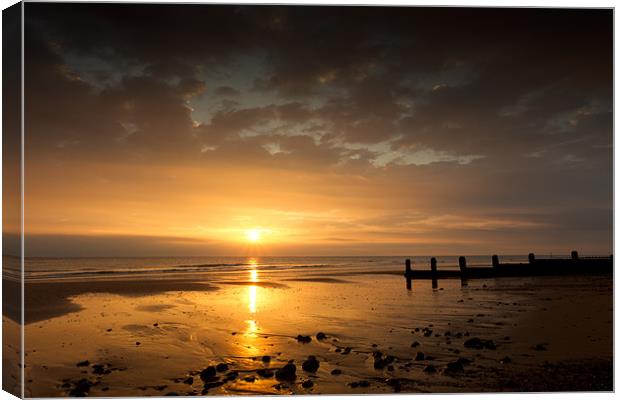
(404, 251), (612, 287)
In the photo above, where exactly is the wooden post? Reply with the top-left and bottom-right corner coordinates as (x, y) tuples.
(405, 259), (412, 275)
(492, 255), (499, 269)
(528, 253), (536, 264)
(458, 256), (467, 278)
(571, 250), (579, 260)
(406, 277), (412, 290)
(430, 257), (438, 289)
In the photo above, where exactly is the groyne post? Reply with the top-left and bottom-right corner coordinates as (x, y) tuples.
(458, 256), (467, 281)
(405, 259), (412, 290)
(528, 253), (536, 264)
(492, 255), (500, 269)
(571, 250), (579, 260)
(430, 257), (438, 289)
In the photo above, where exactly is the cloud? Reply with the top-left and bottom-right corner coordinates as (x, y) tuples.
(22, 5), (612, 255)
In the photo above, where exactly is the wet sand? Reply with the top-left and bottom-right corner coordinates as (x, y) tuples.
(16, 268), (613, 396)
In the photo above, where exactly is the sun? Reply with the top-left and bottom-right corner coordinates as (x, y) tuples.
(246, 228), (261, 243)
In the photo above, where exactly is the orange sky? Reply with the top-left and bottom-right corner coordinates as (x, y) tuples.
(18, 5), (613, 256)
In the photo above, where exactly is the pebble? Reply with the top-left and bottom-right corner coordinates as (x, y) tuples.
(464, 337), (496, 350)
(275, 363), (296, 381)
(316, 332), (327, 340)
(415, 352), (425, 361)
(261, 355), (271, 363)
(76, 360), (90, 367)
(302, 379), (314, 388)
(535, 343), (548, 351)
(330, 369), (342, 375)
(200, 366), (217, 382)
(183, 377), (193, 385)
(444, 361), (464, 374)
(302, 356), (320, 373)
(256, 369), (274, 378)
(423, 365), (437, 373)
(215, 363), (228, 372)
(411, 341), (420, 348)
(296, 335), (312, 343)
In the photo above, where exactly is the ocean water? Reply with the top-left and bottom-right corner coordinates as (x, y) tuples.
(19, 255), (543, 281)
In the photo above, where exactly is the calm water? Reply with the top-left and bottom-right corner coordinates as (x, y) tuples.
(20, 255), (546, 281)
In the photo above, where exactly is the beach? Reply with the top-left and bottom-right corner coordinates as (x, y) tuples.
(9, 256), (613, 396)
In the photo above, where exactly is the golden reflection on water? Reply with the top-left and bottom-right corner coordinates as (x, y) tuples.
(248, 258), (258, 314)
(242, 258), (261, 356)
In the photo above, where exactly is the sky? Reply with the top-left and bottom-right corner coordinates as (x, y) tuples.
(21, 4), (612, 257)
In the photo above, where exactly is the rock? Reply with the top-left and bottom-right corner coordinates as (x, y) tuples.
(330, 369), (342, 375)
(275, 363), (296, 381)
(461, 338), (479, 348)
(165, 392), (179, 396)
(301, 379), (314, 388)
(244, 376), (256, 382)
(349, 382), (359, 388)
(261, 355), (271, 363)
(302, 356), (320, 373)
(256, 369), (274, 378)
(155, 385), (168, 391)
(225, 371), (238, 381)
(135, 342), (141, 346)
(423, 330), (433, 337)
(464, 337), (496, 350)
(410, 341), (420, 348)
(423, 365), (437, 373)
(500, 356), (512, 364)
(153, 323), (159, 327)
(92, 364), (107, 375)
(183, 377), (194, 385)
(535, 343), (548, 351)
(373, 357), (387, 369)
(106, 329), (112, 332)
(341, 347), (351, 355)
(203, 381), (224, 390)
(385, 378), (401, 392)
(444, 361), (464, 374)
(316, 332), (327, 340)
(358, 380), (370, 388)
(467, 319), (474, 323)
(457, 357), (473, 365)
(296, 335), (312, 344)
(484, 340), (497, 350)
(415, 352), (425, 361)
(215, 363), (228, 372)
(69, 378), (93, 397)
(200, 366), (217, 382)
(76, 360), (90, 367)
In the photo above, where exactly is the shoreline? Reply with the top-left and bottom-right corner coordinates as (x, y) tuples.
(7, 270), (613, 395)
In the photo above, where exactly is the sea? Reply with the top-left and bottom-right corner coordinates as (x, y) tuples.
(15, 254), (558, 281)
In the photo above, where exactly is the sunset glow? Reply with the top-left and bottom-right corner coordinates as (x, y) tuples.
(18, 5), (612, 258)
(246, 229), (262, 243)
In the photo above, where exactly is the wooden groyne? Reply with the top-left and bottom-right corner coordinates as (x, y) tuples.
(403, 251), (612, 282)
